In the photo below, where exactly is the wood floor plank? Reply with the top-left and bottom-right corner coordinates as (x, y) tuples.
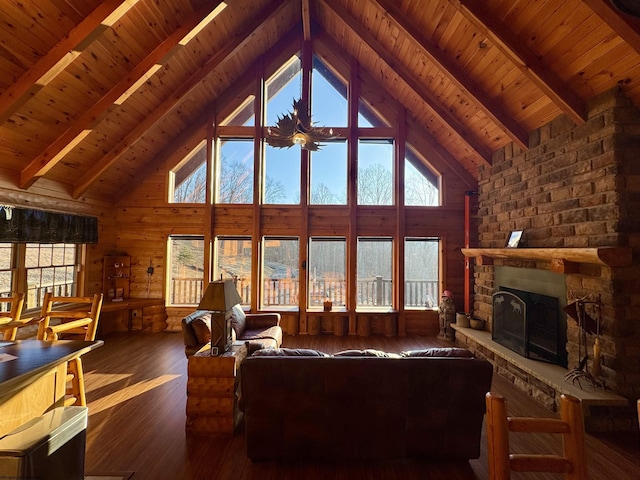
(82, 332), (640, 479)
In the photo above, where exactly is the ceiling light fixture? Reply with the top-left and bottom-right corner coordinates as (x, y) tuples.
(266, 99), (337, 151)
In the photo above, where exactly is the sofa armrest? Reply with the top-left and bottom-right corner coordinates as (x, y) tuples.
(245, 313), (281, 329)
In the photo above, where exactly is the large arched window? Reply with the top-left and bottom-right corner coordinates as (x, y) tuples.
(166, 44), (443, 314)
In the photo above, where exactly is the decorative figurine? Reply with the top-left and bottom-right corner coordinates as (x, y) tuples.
(438, 290), (455, 341)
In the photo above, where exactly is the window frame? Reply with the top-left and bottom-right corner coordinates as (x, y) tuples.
(167, 235), (205, 306)
(356, 237), (393, 310)
(0, 242), (83, 313)
(404, 237), (440, 309)
(261, 236), (300, 310)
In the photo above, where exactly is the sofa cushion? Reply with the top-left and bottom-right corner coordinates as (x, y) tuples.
(191, 316), (211, 344)
(251, 347), (329, 357)
(230, 304), (246, 338)
(242, 325), (282, 342)
(334, 349), (401, 358)
(401, 347), (473, 358)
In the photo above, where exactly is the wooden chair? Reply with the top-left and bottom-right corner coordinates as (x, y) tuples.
(37, 292), (103, 407)
(0, 293), (26, 341)
(485, 392), (587, 480)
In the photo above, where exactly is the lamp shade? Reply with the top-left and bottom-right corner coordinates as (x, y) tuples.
(197, 279), (242, 312)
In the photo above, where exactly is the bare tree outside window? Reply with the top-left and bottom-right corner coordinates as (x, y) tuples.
(405, 147), (439, 207)
(357, 238), (392, 308)
(168, 236), (204, 305)
(218, 159), (253, 203)
(218, 139), (253, 204)
(308, 238), (346, 307)
(174, 163), (206, 203)
(405, 238), (439, 308)
(172, 141), (207, 203)
(262, 238), (299, 307)
(310, 141), (347, 205)
(358, 140), (393, 205)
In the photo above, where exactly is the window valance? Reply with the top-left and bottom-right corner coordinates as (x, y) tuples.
(0, 206), (98, 244)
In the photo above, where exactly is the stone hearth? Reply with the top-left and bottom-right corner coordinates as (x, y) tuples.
(452, 324), (628, 432)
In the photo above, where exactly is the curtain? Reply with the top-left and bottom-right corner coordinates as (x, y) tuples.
(0, 206), (98, 243)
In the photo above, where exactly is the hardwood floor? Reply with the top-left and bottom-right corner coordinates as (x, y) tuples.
(82, 332), (640, 479)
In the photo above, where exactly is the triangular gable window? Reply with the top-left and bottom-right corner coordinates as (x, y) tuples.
(404, 145), (440, 206)
(265, 55), (302, 126)
(358, 98), (389, 127)
(311, 56), (347, 127)
(170, 140), (207, 203)
(220, 94), (255, 126)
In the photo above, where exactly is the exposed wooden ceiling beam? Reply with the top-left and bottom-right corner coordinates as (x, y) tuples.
(20, 3), (225, 191)
(316, 29), (478, 187)
(73, 0), (290, 199)
(582, 0), (640, 56)
(321, 0), (492, 165)
(370, 0), (529, 150)
(450, 0), (587, 125)
(302, 0), (311, 42)
(0, 0), (135, 125)
(117, 25), (304, 205)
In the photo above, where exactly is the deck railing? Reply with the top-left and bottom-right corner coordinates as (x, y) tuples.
(171, 276), (437, 308)
(0, 283), (76, 312)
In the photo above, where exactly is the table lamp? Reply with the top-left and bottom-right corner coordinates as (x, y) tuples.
(197, 279), (242, 356)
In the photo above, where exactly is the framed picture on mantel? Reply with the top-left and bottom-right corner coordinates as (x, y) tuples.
(506, 230), (524, 248)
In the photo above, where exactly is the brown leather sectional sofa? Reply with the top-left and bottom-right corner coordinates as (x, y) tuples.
(240, 347), (493, 461)
(181, 306), (282, 357)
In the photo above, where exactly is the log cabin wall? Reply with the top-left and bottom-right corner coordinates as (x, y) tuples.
(471, 88), (640, 423)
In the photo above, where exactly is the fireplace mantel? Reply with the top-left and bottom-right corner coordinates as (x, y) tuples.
(462, 247), (632, 273)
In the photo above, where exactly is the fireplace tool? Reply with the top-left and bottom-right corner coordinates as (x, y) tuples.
(563, 295), (604, 391)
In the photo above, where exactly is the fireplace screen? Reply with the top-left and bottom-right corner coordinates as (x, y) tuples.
(492, 288), (567, 367)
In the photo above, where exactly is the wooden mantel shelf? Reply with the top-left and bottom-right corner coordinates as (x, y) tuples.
(461, 247), (632, 272)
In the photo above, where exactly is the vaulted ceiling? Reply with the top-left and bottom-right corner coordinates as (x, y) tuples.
(1, 0), (639, 205)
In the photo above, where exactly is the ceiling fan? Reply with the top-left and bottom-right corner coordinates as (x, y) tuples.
(265, 99), (337, 151)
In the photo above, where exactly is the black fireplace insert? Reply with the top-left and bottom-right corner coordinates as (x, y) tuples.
(492, 287), (567, 367)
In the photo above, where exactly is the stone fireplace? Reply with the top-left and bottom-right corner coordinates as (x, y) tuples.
(457, 88), (640, 432)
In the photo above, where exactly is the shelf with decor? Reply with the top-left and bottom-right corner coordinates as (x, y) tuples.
(461, 247), (632, 273)
(103, 255), (131, 302)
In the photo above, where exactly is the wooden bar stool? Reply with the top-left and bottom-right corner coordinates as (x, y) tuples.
(485, 391), (587, 480)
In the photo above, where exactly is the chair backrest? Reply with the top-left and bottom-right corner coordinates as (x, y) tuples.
(37, 292), (103, 341)
(0, 293), (25, 341)
(485, 392), (587, 480)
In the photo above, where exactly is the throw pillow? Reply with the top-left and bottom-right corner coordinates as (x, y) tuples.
(230, 304), (246, 338)
(191, 316), (211, 344)
(401, 347), (473, 358)
(251, 348), (330, 357)
(333, 349), (401, 358)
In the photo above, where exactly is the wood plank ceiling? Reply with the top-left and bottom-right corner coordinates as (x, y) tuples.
(0, 0), (639, 205)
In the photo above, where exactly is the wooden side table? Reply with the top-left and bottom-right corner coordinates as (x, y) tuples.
(186, 341), (248, 435)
